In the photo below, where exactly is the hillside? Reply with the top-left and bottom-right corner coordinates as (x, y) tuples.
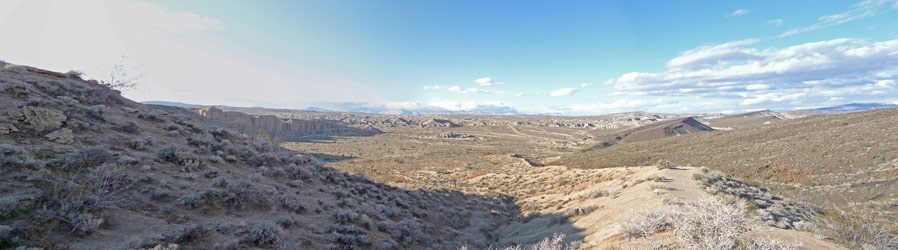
(588, 117), (713, 148)
(700, 110), (785, 130)
(0, 63), (519, 249)
(554, 107), (898, 214)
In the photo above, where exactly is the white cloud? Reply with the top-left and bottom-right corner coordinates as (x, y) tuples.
(547, 87), (579, 97)
(741, 92), (806, 105)
(422, 85), (440, 90)
(447, 85), (504, 94)
(745, 84), (770, 90)
(513, 92), (524, 97)
(729, 9), (750, 17)
(607, 38), (898, 107)
(666, 39), (761, 70)
(475, 77), (504, 86)
(767, 19), (783, 26)
(553, 98), (675, 113)
(779, 0), (896, 37)
(543, 83), (594, 97)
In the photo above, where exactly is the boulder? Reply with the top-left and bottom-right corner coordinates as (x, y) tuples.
(45, 128), (74, 144)
(0, 123), (17, 135)
(23, 106), (66, 132)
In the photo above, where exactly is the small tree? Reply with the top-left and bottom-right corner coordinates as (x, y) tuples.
(101, 56), (145, 91)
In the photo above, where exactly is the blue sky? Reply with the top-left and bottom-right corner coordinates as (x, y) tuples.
(1, 0), (897, 114)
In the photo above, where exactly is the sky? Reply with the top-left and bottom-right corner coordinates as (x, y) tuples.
(1, 0), (897, 115)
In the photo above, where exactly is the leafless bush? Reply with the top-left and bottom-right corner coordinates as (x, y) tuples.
(38, 165), (135, 235)
(47, 147), (113, 170)
(622, 208), (680, 239)
(574, 189), (617, 200)
(622, 197), (803, 250)
(675, 197), (751, 250)
(743, 237), (802, 250)
(497, 233), (569, 250)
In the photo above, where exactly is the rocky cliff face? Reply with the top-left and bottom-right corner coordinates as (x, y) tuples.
(196, 107), (380, 140)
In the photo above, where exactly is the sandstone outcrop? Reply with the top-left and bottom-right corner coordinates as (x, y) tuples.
(0, 123), (17, 135)
(23, 106), (66, 132)
(45, 128), (74, 144)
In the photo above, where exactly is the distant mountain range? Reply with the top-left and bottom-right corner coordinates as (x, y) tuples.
(806, 103), (898, 114)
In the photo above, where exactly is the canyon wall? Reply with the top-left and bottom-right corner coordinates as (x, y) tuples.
(197, 107), (380, 140)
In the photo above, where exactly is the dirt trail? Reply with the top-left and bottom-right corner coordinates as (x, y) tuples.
(475, 166), (843, 249)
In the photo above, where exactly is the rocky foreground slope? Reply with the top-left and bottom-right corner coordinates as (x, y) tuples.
(0, 63), (522, 249)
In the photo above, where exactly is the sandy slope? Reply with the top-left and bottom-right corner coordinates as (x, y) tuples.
(472, 166), (843, 249)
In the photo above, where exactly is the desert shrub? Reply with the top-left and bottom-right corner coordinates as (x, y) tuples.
(248, 152), (280, 167)
(285, 165), (314, 180)
(128, 137), (153, 150)
(0, 144), (30, 168)
(621, 197), (803, 250)
(575, 189), (617, 200)
(3, 83), (29, 99)
(381, 241), (399, 250)
(212, 177), (230, 188)
(241, 223), (282, 246)
(177, 191), (209, 208)
(622, 209), (680, 239)
(326, 225), (372, 247)
(36, 165), (134, 235)
(657, 160), (677, 170)
(46, 147), (113, 170)
(563, 205), (598, 218)
(209, 128), (232, 140)
(119, 122), (139, 134)
(391, 219), (419, 246)
(64, 70), (84, 79)
(334, 210), (359, 224)
(743, 237), (802, 250)
(444, 208), (471, 229)
(165, 225), (210, 244)
(137, 113), (164, 122)
(210, 182), (269, 210)
(187, 136), (212, 149)
(276, 215), (294, 228)
(156, 146), (182, 163)
(207, 155), (223, 163)
(498, 233), (569, 250)
(814, 205), (898, 249)
(673, 198), (751, 249)
(117, 155), (139, 165)
(377, 220), (391, 232)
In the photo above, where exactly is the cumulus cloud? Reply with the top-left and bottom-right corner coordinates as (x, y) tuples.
(544, 83), (594, 97)
(552, 98), (676, 113)
(666, 39), (761, 70)
(422, 85), (440, 90)
(547, 88), (579, 97)
(475, 77), (504, 86)
(447, 85), (504, 94)
(607, 38), (898, 107)
(729, 9), (750, 17)
(767, 19), (783, 26)
(779, 0), (896, 37)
